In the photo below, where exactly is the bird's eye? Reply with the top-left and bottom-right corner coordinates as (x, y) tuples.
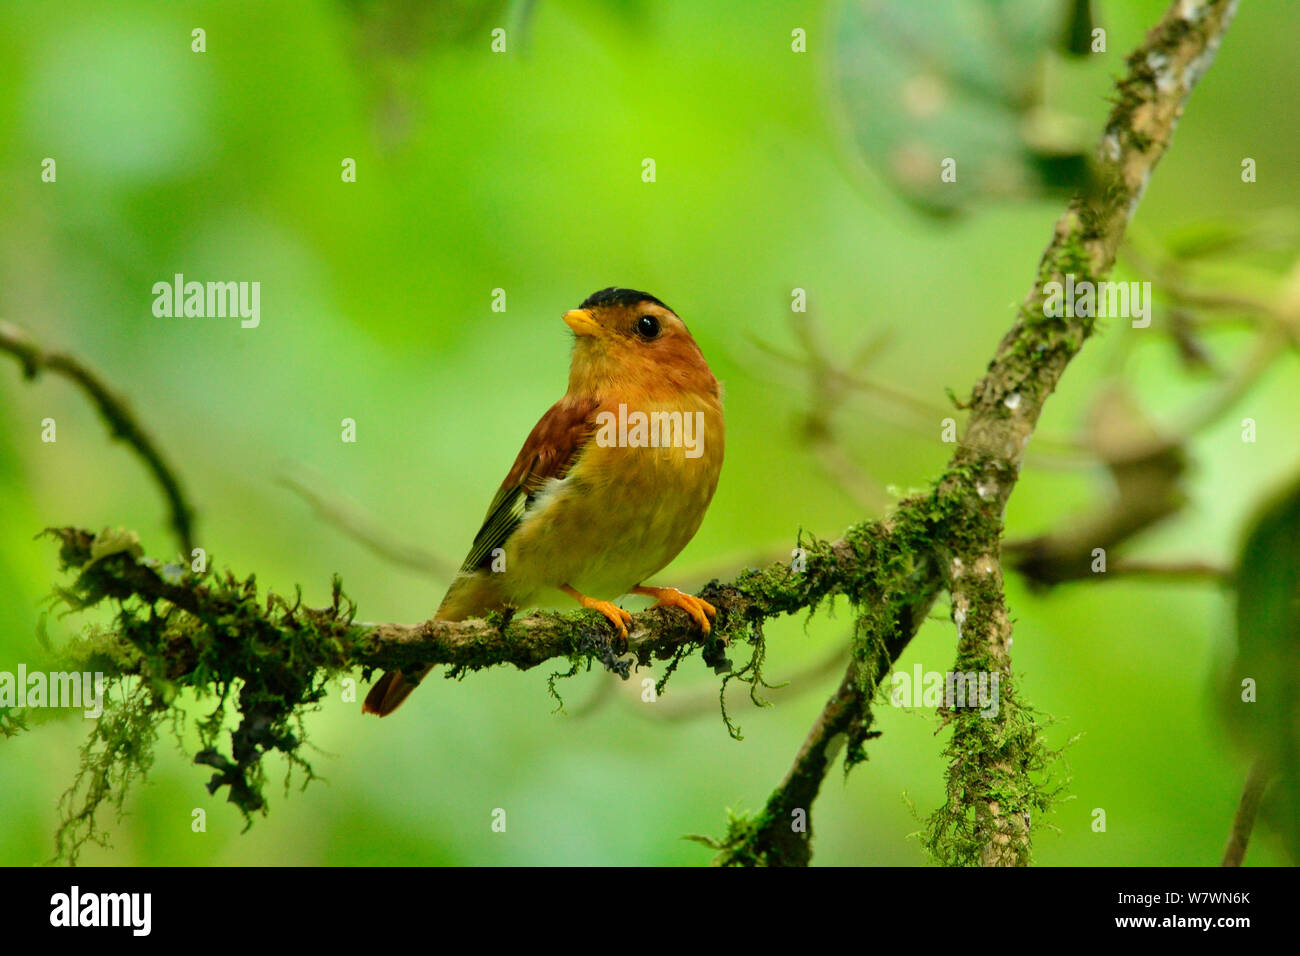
(635, 314), (661, 340)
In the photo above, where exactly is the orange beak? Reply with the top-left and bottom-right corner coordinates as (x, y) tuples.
(563, 309), (600, 337)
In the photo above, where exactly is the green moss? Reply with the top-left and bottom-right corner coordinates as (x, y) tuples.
(693, 442), (1073, 866)
(42, 528), (358, 862)
(687, 807), (769, 867)
(546, 656), (584, 713)
(0, 706), (28, 738)
(53, 678), (165, 864)
(716, 627), (776, 741)
(923, 692), (1069, 867)
(690, 803), (811, 868)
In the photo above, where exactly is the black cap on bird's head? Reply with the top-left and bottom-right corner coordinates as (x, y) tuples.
(564, 287), (687, 343)
(578, 287), (671, 313)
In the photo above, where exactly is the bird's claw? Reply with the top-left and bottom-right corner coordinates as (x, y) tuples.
(638, 587), (721, 643)
(588, 600), (633, 640)
(562, 584), (633, 640)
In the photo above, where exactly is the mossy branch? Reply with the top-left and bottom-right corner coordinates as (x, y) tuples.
(43, 525), (882, 681)
(34, 512), (933, 862)
(930, 0), (1239, 868)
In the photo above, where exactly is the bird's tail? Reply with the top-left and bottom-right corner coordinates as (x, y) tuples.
(362, 570), (505, 717)
(362, 665), (433, 717)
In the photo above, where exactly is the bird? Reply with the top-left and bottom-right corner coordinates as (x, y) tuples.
(363, 288), (725, 716)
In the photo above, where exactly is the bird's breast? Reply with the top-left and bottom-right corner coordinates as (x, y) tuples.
(503, 392), (724, 601)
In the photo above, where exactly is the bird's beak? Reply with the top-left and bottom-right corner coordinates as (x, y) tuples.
(563, 309), (600, 337)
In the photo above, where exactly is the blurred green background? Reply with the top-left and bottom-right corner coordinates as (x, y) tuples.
(1, 0), (1297, 865)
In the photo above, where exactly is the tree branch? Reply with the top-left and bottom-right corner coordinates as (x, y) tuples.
(0, 321), (197, 557)
(1221, 757), (1272, 866)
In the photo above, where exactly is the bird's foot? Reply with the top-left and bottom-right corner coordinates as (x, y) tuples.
(633, 586), (719, 641)
(562, 584), (633, 639)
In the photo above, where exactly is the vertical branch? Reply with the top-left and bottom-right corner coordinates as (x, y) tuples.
(707, 665), (864, 866)
(1221, 758), (1272, 867)
(927, 0), (1242, 867)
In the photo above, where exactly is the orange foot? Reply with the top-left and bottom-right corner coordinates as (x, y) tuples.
(561, 584), (633, 639)
(634, 586), (719, 640)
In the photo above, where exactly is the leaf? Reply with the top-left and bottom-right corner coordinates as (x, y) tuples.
(1224, 477), (1300, 862)
(1058, 0), (1096, 58)
(832, 0), (1093, 215)
(1164, 214), (1300, 262)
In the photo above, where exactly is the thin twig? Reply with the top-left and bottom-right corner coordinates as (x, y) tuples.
(1106, 558), (1231, 583)
(277, 466), (456, 579)
(1221, 757), (1272, 866)
(0, 321), (197, 557)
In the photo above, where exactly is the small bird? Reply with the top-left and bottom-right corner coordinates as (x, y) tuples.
(364, 288), (725, 716)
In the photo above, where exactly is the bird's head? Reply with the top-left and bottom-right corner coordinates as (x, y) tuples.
(562, 288), (718, 399)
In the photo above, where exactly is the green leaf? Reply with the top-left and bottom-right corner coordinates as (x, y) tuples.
(1058, 0), (1096, 57)
(1164, 214), (1300, 262)
(832, 0), (1092, 215)
(1224, 477), (1300, 862)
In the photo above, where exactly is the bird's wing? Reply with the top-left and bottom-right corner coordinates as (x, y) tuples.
(459, 395), (600, 572)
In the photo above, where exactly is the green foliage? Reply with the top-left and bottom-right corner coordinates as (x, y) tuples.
(834, 0), (1094, 215)
(1223, 478), (1300, 862)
